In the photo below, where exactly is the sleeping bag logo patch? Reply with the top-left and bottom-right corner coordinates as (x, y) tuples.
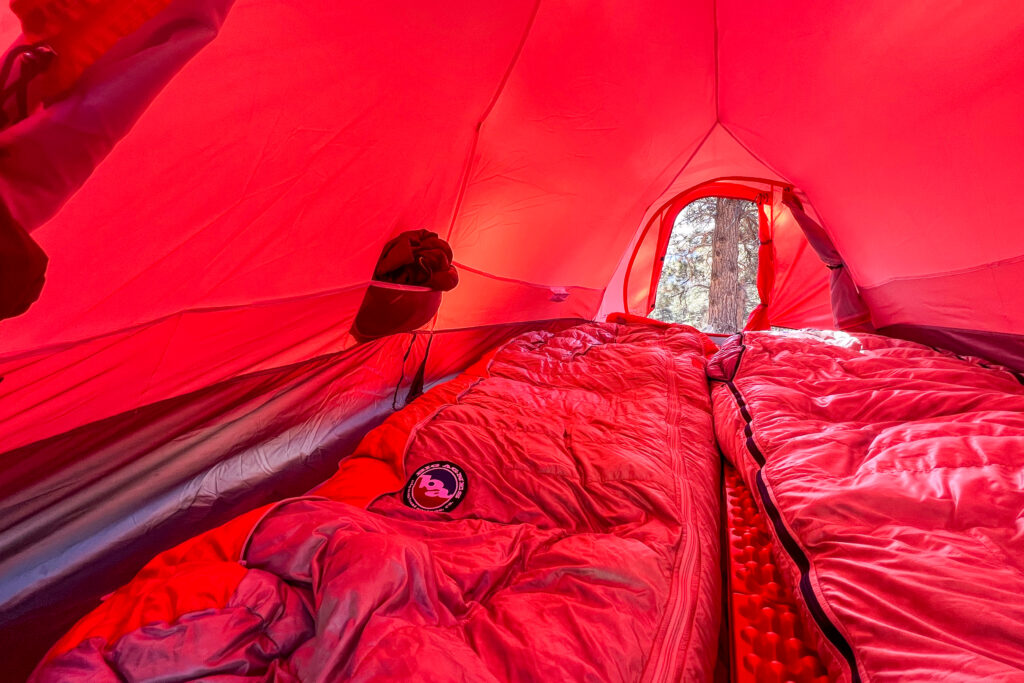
(403, 461), (467, 512)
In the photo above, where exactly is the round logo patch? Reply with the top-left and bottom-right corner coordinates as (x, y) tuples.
(402, 461), (467, 512)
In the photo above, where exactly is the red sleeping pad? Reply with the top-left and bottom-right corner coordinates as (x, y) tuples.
(723, 464), (832, 683)
(32, 321), (723, 681)
(710, 331), (1024, 682)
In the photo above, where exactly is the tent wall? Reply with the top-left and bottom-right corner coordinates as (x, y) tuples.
(443, 0), (715, 291)
(4, 0), (1023, 451)
(753, 192), (832, 330)
(0, 1), (541, 450)
(716, 0), (1024, 363)
(0, 0), (714, 449)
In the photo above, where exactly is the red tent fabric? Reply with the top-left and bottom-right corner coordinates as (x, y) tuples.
(1, 0), (1022, 450)
(1, 1), (1023, 675)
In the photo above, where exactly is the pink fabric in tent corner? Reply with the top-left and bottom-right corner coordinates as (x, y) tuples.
(759, 193), (832, 329)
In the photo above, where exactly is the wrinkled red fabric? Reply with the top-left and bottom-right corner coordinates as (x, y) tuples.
(32, 321), (722, 681)
(374, 229), (458, 291)
(11, 0), (174, 100)
(712, 331), (1024, 682)
(0, 201), (46, 320)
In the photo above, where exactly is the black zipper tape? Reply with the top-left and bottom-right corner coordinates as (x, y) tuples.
(716, 334), (861, 682)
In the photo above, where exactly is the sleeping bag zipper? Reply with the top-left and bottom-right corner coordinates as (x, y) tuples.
(642, 355), (701, 682)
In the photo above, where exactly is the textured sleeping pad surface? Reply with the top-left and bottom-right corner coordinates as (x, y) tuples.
(711, 330), (1024, 683)
(724, 464), (832, 683)
(33, 320), (723, 682)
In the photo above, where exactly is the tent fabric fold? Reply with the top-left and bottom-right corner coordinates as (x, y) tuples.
(0, 200), (46, 319)
(780, 192), (871, 331)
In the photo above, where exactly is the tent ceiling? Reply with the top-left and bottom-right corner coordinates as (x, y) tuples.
(0, 0), (1023, 451)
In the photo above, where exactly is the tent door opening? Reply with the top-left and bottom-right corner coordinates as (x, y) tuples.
(651, 196), (759, 333)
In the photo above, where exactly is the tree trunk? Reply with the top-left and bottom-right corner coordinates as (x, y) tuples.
(707, 197), (742, 333)
(737, 284), (748, 331)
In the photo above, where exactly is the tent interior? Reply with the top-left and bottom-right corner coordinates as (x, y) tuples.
(1, 1), (1023, 679)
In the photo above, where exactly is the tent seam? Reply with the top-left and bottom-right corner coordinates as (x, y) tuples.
(610, 122), (717, 312)
(716, 123), (874, 291)
(858, 251), (1024, 289)
(138, 311), (184, 401)
(0, 283), (368, 365)
(713, 0), (720, 123)
(453, 260), (602, 292)
(717, 124), (789, 187)
(443, 0), (543, 242)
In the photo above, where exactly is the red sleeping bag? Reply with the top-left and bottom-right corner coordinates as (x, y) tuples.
(710, 331), (1024, 682)
(32, 321), (722, 681)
